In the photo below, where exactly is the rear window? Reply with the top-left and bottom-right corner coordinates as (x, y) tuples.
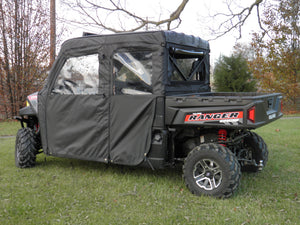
(169, 48), (208, 82)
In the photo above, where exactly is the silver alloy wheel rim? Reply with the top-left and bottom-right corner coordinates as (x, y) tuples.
(193, 159), (222, 191)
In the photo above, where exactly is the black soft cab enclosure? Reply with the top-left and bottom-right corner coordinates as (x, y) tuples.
(37, 31), (209, 166)
(16, 31), (282, 198)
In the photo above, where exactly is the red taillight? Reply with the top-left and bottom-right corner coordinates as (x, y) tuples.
(280, 100), (283, 112)
(248, 106), (255, 123)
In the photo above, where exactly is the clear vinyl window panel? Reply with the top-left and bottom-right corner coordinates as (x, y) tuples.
(169, 48), (207, 82)
(52, 54), (99, 95)
(113, 51), (153, 95)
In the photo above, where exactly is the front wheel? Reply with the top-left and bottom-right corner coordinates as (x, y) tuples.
(15, 128), (37, 168)
(183, 143), (241, 198)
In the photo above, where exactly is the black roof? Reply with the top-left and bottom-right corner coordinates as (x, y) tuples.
(60, 31), (210, 53)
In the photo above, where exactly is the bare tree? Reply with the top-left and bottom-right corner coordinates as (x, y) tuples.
(61, 0), (189, 32)
(207, 0), (266, 40)
(0, 0), (50, 118)
(61, 0), (267, 39)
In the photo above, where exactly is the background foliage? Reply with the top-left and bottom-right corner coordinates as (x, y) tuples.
(213, 53), (256, 92)
(249, 0), (300, 112)
(0, 0), (50, 119)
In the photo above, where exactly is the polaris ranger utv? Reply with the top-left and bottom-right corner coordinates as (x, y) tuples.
(15, 31), (283, 198)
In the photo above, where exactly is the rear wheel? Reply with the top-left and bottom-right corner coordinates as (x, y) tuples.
(242, 132), (268, 172)
(15, 128), (37, 168)
(183, 143), (241, 198)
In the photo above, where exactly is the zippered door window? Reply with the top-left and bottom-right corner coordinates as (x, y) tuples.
(52, 54), (99, 95)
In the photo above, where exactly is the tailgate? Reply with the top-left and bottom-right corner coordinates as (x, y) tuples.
(166, 92), (283, 129)
(245, 93), (283, 128)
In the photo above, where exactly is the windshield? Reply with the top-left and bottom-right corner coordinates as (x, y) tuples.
(169, 47), (208, 82)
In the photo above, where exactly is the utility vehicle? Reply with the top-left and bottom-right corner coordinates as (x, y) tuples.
(15, 31), (283, 198)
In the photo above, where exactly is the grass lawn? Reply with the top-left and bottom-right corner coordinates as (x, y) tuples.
(0, 120), (20, 136)
(0, 118), (299, 224)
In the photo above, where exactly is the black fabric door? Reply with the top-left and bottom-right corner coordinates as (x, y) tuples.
(45, 53), (109, 162)
(108, 49), (157, 165)
(109, 95), (156, 165)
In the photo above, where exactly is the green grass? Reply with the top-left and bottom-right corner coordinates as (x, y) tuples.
(283, 113), (300, 117)
(0, 120), (19, 136)
(0, 119), (299, 224)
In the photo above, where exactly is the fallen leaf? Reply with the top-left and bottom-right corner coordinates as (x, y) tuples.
(241, 220), (250, 225)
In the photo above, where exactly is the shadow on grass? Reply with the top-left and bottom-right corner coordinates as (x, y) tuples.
(35, 154), (183, 182)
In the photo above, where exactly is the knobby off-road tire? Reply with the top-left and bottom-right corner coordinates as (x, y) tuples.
(15, 128), (37, 168)
(243, 132), (268, 172)
(183, 143), (241, 198)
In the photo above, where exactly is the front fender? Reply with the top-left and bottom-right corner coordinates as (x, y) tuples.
(19, 106), (37, 116)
